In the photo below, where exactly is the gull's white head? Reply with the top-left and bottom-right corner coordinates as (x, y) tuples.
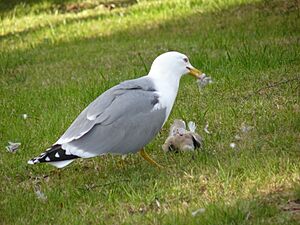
(148, 51), (202, 79)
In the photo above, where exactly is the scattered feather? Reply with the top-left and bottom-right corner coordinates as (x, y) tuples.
(155, 199), (161, 208)
(230, 142), (236, 148)
(6, 141), (21, 153)
(241, 122), (253, 133)
(188, 121), (196, 132)
(192, 208), (205, 216)
(197, 73), (213, 89)
(21, 114), (28, 119)
(35, 190), (47, 201)
(204, 122), (211, 134)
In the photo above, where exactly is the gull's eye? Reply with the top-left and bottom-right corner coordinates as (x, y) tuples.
(183, 58), (188, 63)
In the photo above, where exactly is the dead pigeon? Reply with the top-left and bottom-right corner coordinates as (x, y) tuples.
(162, 119), (203, 152)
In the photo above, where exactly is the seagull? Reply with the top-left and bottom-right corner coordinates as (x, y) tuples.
(28, 51), (204, 168)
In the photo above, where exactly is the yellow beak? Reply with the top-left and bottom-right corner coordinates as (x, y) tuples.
(187, 66), (203, 79)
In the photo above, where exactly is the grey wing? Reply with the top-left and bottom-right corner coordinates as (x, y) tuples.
(61, 89), (166, 158)
(56, 77), (156, 145)
(55, 86), (119, 145)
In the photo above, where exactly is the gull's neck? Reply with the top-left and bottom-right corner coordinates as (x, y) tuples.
(147, 70), (181, 92)
(147, 71), (182, 123)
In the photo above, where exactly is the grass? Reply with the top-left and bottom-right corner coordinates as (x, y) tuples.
(0, 0), (300, 224)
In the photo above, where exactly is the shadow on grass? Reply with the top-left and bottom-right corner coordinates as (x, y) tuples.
(0, 0), (137, 17)
(0, 7), (127, 40)
(1, 0), (298, 71)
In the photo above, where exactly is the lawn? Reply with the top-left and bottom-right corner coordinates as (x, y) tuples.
(0, 0), (299, 224)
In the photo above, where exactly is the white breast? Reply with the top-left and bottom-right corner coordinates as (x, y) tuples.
(150, 75), (180, 123)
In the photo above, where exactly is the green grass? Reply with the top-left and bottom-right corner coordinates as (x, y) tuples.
(1, 0), (300, 224)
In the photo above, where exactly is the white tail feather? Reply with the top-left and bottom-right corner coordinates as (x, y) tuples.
(47, 159), (75, 168)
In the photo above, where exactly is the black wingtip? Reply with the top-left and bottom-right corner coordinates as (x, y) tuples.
(28, 144), (79, 165)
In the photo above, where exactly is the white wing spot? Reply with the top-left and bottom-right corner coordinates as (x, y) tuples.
(45, 157), (50, 161)
(55, 152), (60, 158)
(65, 149), (71, 155)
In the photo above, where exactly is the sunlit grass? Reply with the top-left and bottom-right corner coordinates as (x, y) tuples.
(0, 0), (259, 50)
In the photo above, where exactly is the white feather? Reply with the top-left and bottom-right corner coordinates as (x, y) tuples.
(188, 121), (196, 132)
(148, 75), (180, 124)
(62, 143), (97, 158)
(47, 160), (75, 168)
